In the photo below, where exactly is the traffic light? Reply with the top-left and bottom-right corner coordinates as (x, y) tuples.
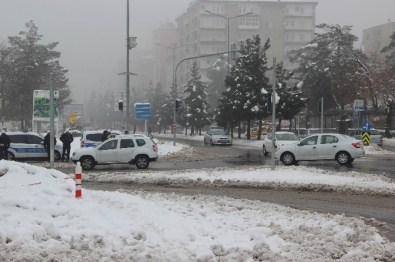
(118, 100), (124, 112)
(175, 99), (182, 112)
(267, 92), (272, 113)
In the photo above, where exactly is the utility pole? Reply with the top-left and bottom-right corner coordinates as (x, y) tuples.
(49, 73), (55, 169)
(320, 97), (324, 133)
(271, 58), (276, 171)
(126, 0), (130, 130)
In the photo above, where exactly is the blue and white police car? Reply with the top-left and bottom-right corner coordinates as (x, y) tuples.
(6, 132), (62, 161)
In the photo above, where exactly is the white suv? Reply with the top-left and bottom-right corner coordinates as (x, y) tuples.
(71, 135), (158, 170)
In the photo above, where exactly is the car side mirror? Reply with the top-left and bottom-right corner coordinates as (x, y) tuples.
(297, 142), (302, 146)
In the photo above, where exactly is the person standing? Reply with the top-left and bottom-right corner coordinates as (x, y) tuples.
(101, 129), (111, 142)
(44, 131), (57, 160)
(60, 129), (73, 162)
(0, 129), (10, 160)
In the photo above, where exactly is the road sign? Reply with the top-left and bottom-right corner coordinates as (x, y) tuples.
(353, 99), (365, 112)
(134, 103), (151, 120)
(362, 131), (370, 146)
(361, 121), (372, 131)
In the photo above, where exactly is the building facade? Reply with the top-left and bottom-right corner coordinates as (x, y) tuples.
(362, 21), (395, 59)
(175, 0), (317, 88)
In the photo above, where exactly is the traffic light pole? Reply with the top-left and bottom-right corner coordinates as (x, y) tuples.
(173, 50), (237, 146)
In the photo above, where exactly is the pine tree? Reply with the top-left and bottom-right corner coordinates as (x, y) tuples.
(182, 62), (210, 135)
(220, 35), (271, 140)
(289, 24), (363, 114)
(5, 20), (71, 129)
(275, 62), (307, 131)
(206, 57), (227, 111)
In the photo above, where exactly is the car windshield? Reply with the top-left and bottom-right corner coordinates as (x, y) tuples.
(211, 129), (227, 135)
(276, 133), (300, 141)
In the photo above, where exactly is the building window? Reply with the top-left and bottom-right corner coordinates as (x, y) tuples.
(239, 16), (259, 28)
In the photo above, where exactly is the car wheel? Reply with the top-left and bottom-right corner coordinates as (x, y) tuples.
(7, 152), (15, 161)
(135, 155), (149, 169)
(262, 145), (268, 156)
(54, 151), (61, 161)
(281, 152), (295, 165)
(336, 152), (351, 165)
(210, 139), (214, 146)
(204, 138), (207, 145)
(80, 156), (95, 170)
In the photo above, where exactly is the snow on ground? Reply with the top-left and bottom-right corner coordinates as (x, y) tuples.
(0, 160), (394, 261)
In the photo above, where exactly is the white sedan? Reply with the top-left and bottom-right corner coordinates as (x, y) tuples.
(262, 131), (300, 156)
(275, 133), (365, 165)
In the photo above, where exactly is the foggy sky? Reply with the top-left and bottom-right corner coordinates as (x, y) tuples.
(1, 0), (395, 104)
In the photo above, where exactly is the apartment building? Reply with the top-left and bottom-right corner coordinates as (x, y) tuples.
(362, 21), (395, 59)
(175, 0), (317, 87)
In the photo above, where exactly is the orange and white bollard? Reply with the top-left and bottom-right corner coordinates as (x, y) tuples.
(75, 162), (82, 198)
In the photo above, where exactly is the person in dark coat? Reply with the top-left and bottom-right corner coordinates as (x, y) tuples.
(60, 129), (73, 162)
(101, 129), (111, 142)
(0, 129), (10, 160)
(43, 131), (57, 160)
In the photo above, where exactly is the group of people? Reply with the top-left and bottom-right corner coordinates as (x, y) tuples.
(44, 129), (73, 162)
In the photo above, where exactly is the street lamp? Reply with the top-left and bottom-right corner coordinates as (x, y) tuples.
(126, 0), (137, 131)
(205, 10), (253, 72)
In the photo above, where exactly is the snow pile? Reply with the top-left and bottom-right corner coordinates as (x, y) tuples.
(1, 160), (394, 261)
(83, 166), (395, 196)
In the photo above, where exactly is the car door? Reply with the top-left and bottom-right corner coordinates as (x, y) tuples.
(295, 135), (319, 160)
(96, 139), (118, 163)
(9, 135), (29, 158)
(27, 134), (46, 158)
(117, 138), (135, 163)
(317, 135), (340, 159)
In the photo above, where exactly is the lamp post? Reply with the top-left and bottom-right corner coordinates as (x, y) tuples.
(126, 0), (137, 131)
(205, 10), (252, 73)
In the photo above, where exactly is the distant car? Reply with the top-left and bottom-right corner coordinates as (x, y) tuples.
(275, 133), (365, 166)
(80, 130), (122, 148)
(204, 128), (232, 146)
(350, 129), (383, 146)
(6, 132), (62, 161)
(72, 135), (158, 170)
(250, 127), (267, 137)
(262, 131), (300, 156)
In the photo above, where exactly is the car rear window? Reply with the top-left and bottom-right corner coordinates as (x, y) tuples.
(121, 139), (135, 148)
(86, 133), (103, 142)
(136, 139), (146, 147)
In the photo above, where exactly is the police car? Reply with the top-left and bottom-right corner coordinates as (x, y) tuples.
(6, 132), (62, 161)
(80, 130), (123, 148)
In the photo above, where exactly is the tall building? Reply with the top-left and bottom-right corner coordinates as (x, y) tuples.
(152, 22), (177, 91)
(175, 0), (317, 88)
(362, 21), (395, 59)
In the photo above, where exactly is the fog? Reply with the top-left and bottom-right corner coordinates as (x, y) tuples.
(1, 0), (395, 104)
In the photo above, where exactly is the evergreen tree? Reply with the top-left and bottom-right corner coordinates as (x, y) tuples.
(5, 20), (71, 129)
(382, 31), (395, 69)
(289, 24), (364, 115)
(275, 62), (307, 131)
(220, 35), (271, 140)
(206, 57), (227, 111)
(182, 61), (210, 135)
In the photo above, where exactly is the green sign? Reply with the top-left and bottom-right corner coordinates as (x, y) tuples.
(33, 90), (59, 121)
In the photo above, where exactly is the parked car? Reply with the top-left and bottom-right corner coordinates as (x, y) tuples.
(350, 129), (383, 146)
(80, 130), (122, 148)
(71, 135), (158, 170)
(6, 131), (62, 161)
(250, 127), (268, 137)
(204, 128), (232, 146)
(262, 131), (300, 156)
(275, 133), (365, 166)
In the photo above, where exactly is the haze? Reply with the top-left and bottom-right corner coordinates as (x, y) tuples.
(1, 0), (395, 103)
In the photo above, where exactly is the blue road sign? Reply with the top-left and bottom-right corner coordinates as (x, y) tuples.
(135, 103), (151, 120)
(361, 121), (372, 131)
